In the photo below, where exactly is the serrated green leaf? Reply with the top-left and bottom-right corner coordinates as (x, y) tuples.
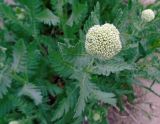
(67, 2), (87, 26)
(12, 40), (27, 73)
(92, 90), (117, 106)
(93, 58), (134, 76)
(18, 0), (42, 13)
(36, 9), (59, 26)
(0, 96), (14, 117)
(0, 72), (11, 99)
(18, 83), (43, 105)
(27, 44), (40, 75)
(0, 3), (16, 20)
(83, 2), (100, 33)
(52, 98), (70, 122)
(49, 49), (74, 78)
(46, 83), (63, 96)
(72, 71), (96, 117)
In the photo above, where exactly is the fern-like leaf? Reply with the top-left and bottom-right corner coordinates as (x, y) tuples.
(12, 40), (27, 73)
(71, 70), (117, 117)
(67, 2), (87, 26)
(0, 3), (16, 20)
(71, 71), (96, 117)
(18, 83), (43, 105)
(18, 0), (42, 13)
(83, 2), (100, 33)
(0, 72), (11, 99)
(49, 50), (74, 78)
(51, 98), (70, 122)
(92, 90), (116, 106)
(15, 98), (35, 115)
(36, 9), (59, 26)
(93, 58), (134, 76)
(0, 96), (15, 117)
(27, 44), (40, 76)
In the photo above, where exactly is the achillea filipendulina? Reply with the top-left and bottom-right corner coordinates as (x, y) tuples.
(85, 23), (122, 60)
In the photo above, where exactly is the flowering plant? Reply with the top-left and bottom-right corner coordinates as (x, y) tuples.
(0, 0), (160, 123)
(85, 23), (122, 59)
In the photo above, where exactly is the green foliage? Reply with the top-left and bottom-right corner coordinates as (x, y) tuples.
(12, 40), (27, 73)
(73, 72), (95, 117)
(0, 0), (160, 123)
(0, 96), (15, 117)
(18, 0), (42, 13)
(36, 9), (59, 26)
(49, 50), (74, 77)
(92, 90), (116, 106)
(51, 98), (70, 121)
(0, 70), (11, 98)
(0, 3), (16, 20)
(83, 2), (100, 33)
(93, 57), (135, 76)
(18, 83), (43, 105)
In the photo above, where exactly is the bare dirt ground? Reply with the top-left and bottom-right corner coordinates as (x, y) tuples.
(136, 79), (160, 124)
(108, 79), (160, 124)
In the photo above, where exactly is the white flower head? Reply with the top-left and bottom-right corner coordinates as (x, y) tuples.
(9, 121), (19, 124)
(141, 9), (155, 22)
(85, 23), (122, 60)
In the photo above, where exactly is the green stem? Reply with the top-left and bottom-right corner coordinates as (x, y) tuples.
(85, 57), (94, 73)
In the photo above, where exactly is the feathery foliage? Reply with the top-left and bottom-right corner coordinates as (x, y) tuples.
(0, 0), (160, 123)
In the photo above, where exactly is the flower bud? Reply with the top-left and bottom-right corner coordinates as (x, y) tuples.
(141, 9), (155, 22)
(93, 113), (101, 121)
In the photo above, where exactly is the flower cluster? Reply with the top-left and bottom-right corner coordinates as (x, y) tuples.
(85, 23), (122, 60)
(141, 9), (155, 22)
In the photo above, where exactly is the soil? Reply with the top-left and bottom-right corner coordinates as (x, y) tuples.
(108, 79), (160, 124)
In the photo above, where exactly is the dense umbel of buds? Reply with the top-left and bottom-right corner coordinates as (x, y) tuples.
(85, 23), (122, 60)
(141, 9), (155, 22)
